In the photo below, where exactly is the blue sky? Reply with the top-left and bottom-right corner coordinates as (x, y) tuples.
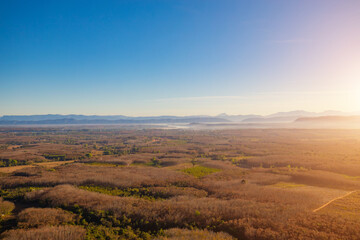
(1, 0), (359, 116)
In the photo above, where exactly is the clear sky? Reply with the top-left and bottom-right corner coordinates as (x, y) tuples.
(1, 0), (359, 116)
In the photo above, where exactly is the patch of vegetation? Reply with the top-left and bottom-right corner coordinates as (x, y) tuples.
(0, 159), (30, 167)
(43, 154), (67, 161)
(181, 166), (221, 178)
(157, 228), (234, 240)
(64, 139), (78, 145)
(85, 223), (152, 240)
(150, 157), (161, 167)
(271, 182), (306, 188)
(66, 205), (157, 239)
(0, 187), (43, 201)
(0, 199), (15, 216)
(101, 145), (139, 156)
(210, 154), (227, 161)
(167, 140), (188, 145)
(342, 174), (360, 181)
(78, 185), (161, 201)
(83, 162), (120, 167)
(131, 162), (151, 167)
(130, 159), (162, 168)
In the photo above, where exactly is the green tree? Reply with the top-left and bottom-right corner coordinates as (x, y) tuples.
(150, 157), (161, 167)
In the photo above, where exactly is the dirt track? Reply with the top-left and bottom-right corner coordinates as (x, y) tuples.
(313, 190), (357, 213)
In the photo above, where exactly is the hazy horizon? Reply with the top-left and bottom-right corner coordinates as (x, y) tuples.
(2, 109), (360, 118)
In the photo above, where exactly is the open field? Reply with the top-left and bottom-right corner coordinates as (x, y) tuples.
(1, 127), (360, 239)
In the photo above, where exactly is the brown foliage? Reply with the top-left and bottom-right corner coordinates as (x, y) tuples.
(3, 128), (360, 239)
(26, 185), (303, 229)
(0, 225), (86, 240)
(0, 197), (15, 215)
(17, 208), (76, 228)
(149, 186), (208, 198)
(156, 228), (235, 240)
(1, 163), (200, 189)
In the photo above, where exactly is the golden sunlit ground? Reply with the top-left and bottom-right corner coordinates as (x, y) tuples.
(1, 128), (360, 239)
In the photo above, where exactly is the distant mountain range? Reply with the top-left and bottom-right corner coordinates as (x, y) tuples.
(0, 115), (228, 125)
(1, 111), (360, 125)
(295, 115), (360, 123)
(216, 110), (360, 123)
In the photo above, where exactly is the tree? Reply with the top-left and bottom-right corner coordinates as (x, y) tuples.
(191, 158), (198, 167)
(150, 157), (161, 167)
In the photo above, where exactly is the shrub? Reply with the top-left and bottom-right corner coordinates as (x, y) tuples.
(0, 159), (19, 167)
(0, 199), (15, 215)
(0, 187), (42, 201)
(181, 166), (221, 178)
(150, 157), (161, 167)
(17, 208), (76, 228)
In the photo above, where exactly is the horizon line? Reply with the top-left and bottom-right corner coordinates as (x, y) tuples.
(1, 109), (360, 118)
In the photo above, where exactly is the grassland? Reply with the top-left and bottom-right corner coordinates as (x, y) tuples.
(181, 166), (221, 178)
(1, 127), (360, 239)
